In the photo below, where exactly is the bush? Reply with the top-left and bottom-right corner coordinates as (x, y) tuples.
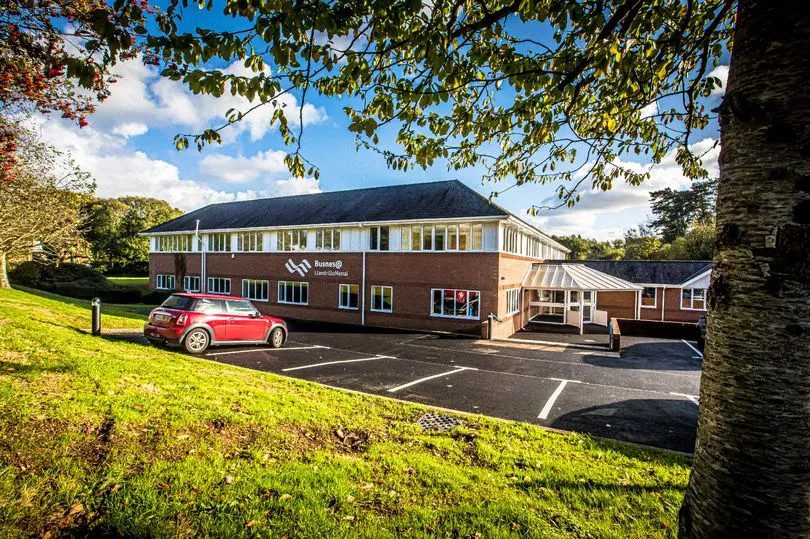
(9, 262), (147, 303)
(7, 261), (42, 286)
(140, 290), (173, 305)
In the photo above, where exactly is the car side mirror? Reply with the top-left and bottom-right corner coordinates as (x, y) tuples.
(251, 311), (260, 318)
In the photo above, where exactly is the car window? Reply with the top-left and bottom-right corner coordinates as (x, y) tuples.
(194, 298), (227, 314)
(161, 295), (196, 311)
(227, 300), (257, 315)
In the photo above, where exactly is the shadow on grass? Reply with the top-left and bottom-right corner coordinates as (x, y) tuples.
(14, 286), (153, 322)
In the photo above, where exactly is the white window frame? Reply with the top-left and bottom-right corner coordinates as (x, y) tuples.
(278, 281), (309, 305)
(278, 229), (308, 252)
(183, 275), (200, 292)
(236, 231), (263, 252)
(315, 228), (341, 251)
(242, 279), (269, 301)
(207, 277), (231, 295)
(641, 287), (658, 308)
(370, 285), (393, 313)
(505, 288), (520, 315)
(338, 283), (359, 310)
(155, 235), (191, 253)
(681, 288), (707, 311)
(208, 233), (231, 252)
(431, 288), (481, 320)
(156, 274), (175, 290)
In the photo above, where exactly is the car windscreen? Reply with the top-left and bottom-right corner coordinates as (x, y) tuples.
(160, 295), (196, 311)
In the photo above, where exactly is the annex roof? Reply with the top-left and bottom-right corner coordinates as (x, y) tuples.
(144, 180), (509, 234)
(581, 260), (712, 286)
(523, 263), (643, 291)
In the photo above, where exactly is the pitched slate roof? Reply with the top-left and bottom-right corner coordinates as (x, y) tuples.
(581, 260), (712, 286)
(144, 180), (509, 234)
(523, 263), (643, 291)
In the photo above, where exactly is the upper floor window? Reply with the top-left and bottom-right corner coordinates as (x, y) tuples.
(155, 235), (191, 252)
(316, 228), (341, 251)
(208, 233), (231, 252)
(236, 231), (263, 252)
(681, 288), (706, 310)
(369, 226), (389, 251)
(400, 223), (483, 252)
(278, 229), (307, 251)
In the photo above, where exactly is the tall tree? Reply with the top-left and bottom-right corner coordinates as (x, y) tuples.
(0, 122), (94, 288)
(649, 178), (718, 242)
(136, 0), (806, 533)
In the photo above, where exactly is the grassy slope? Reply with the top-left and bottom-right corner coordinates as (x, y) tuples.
(0, 288), (690, 538)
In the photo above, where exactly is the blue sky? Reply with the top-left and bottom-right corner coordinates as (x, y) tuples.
(35, 8), (727, 241)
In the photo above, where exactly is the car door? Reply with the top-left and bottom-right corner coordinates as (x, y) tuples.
(194, 298), (230, 341)
(225, 300), (267, 341)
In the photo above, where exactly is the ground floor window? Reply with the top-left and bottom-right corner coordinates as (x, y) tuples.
(242, 279), (269, 301)
(338, 284), (359, 310)
(183, 275), (200, 292)
(278, 281), (308, 305)
(207, 277), (231, 295)
(505, 288), (519, 315)
(641, 287), (657, 307)
(681, 288), (706, 310)
(431, 288), (480, 319)
(156, 274), (175, 290)
(370, 285), (393, 312)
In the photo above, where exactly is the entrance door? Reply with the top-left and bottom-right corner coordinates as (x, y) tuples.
(582, 291), (593, 323)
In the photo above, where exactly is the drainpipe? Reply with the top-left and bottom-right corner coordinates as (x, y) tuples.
(360, 224), (366, 326)
(661, 287), (666, 322)
(196, 220), (206, 293)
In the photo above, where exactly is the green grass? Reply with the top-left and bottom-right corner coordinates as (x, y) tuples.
(0, 288), (690, 537)
(13, 285), (156, 321)
(106, 276), (150, 291)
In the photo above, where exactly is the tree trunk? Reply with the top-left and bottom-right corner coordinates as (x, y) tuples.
(0, 252), (10, 289)
(679, 1), (810, 536)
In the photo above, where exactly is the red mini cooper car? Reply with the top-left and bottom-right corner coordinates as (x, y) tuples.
(144, 293), (287, 354)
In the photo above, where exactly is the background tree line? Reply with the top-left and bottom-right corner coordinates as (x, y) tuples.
(553, 179), (717, 261)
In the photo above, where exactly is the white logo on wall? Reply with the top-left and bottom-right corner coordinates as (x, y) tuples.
(285, 258), (311, 276)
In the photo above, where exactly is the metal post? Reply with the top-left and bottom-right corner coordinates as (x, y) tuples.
(91, 297), (101, 336)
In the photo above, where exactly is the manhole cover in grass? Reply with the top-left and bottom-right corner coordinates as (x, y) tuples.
(417, 412), (463, 431)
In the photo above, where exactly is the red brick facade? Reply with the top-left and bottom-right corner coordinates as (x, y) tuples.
(638, 286), (705, 323)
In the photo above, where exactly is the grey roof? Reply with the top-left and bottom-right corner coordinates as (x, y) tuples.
(144, 180), (509, 233)
(581, 260), (712, 286)
(523, 263), (643, 291)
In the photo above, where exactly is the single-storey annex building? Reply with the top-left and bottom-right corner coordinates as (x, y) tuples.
(143, 180), (708, 338)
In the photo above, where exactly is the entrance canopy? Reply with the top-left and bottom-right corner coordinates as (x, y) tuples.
(523, 263), (643, 291)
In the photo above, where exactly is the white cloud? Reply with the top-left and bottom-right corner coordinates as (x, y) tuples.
(31, 117), (321, 212)
(707, 65), (729, 96)
(528, 138), (720, 240)
(111, 122), (148, 138)
(199, 150), (288, 184)
(639, 101), (658, 119)
(88, 57), (327, 143)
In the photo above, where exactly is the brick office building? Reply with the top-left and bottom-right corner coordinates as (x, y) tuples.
(143, 180), (573, 338)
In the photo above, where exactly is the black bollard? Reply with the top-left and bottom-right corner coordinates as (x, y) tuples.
(91, 297), (101, 336)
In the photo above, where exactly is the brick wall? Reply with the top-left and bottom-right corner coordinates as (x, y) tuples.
(595, 290), (637, 320)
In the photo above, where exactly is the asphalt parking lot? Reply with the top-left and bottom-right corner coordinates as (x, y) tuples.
(187, 321), (702, 453)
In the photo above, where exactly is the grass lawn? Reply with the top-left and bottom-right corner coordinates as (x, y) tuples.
(0, 288), (690, 537)
(106, 276), (150, 291)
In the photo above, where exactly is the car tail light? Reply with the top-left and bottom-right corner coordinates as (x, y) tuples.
(175, 313), (188, 325)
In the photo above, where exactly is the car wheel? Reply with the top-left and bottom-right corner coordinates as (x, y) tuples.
(183, 328), (210, 354)
(269, 327), (285, 348)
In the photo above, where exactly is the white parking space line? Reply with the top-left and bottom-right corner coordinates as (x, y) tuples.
(206, 345), (327, 357)
(282, 355), (394, 372)
(387, 367), (476, 393)
(670, 392), (700, 405)
(682, 339), (703, 359)
(538, 379), (581, 419)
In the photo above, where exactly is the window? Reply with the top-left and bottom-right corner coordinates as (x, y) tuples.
(370, 285), (393, 312)
(278, 229), (307, 251)
(401, 227), (412, 250)
(242, 279), (269, 301)
(458, 223), (470, 250)
(411, 226), (422, 251)
(209, 233), (231, 252)
(207, 277), (231, 295)
(539, 290), (565, 303)
(338, 284), (359, 310)
(155, 235), (191, 252)
(236, 232), (263, 252)
(682, 288), (706, 310)
(641, 287), (657, 308)
(506, 288), (520, 315)
(431, 288), (480, 319)
(183, 275), (200, 292)
(398, 222), (485, 252)
(421, 225), (433, 250)
(226, 299), (257, 315)
(195, 298), (227, 314)
(278, 281), (308, 305)
(161, 295), (195, 310)
(369, 226), (389, 251)
(315, 228), (341, 251)
(434, 225), (446, 251)
(156, 274), (175, 290)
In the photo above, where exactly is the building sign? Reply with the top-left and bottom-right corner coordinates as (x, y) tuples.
(286, 258), (349, 278)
